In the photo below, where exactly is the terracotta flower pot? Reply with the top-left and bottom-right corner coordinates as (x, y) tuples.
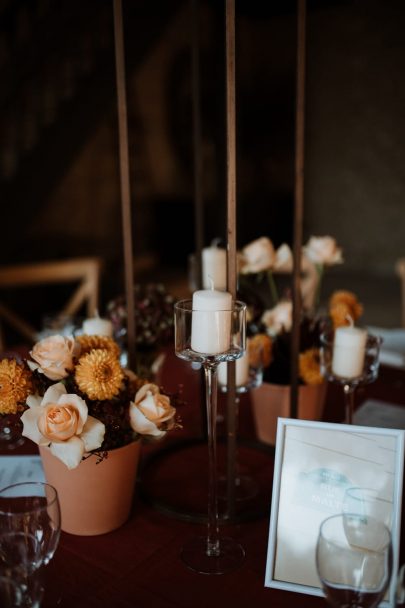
(250, 382), (327, 446)
(39, 441), (141, 536)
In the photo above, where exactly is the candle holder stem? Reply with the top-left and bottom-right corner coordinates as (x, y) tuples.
(175, 299), (246, 574)
(203, 360), (220, 555)
(343, 383), (355, 424)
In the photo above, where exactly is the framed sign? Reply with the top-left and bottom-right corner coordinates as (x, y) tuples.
(265, 418), (404, 607)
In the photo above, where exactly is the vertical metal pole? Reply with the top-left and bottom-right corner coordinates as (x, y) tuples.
(113, 0), (136, 371)
(291, 0), (307, 418)
(225, 0), (237, 519)
(191, 0), (208, 440)
(191, 0), (204, 290)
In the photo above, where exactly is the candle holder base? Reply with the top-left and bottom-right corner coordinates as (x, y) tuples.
(217, 473), (259, 502)
(180, 535), (245, 575)
(138, 436), (274, 524)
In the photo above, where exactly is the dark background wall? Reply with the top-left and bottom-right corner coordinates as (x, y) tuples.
(1, 0), (404, 325)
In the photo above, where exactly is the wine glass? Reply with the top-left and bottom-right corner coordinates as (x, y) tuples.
(316, 513), (393, 608)
(174, 298), (246, 575)
(0, 574), (29, 608)
(0, 482), (61, 606)
(320, 329), (382, 424)
(343, 487), (393, 529)
(0, 414), (25, 450)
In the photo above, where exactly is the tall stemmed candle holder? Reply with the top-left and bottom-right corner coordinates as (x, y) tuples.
(320, 327), (382, 424)
(174, 296), (246, 575)
(217, 346), (264, 503)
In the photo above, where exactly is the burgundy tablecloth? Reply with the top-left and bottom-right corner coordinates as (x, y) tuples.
(1, 350), (404, 608)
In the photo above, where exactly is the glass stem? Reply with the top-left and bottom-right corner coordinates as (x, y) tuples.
(203, 360), (220, 557)
(234, 395), (241, 481)
(343, 383), (355, 424)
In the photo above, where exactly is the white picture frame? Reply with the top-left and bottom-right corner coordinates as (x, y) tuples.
(265, 418), (404, 607)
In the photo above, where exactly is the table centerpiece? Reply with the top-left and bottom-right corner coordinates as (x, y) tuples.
(237, 235), (364, 444)
(0, 332), (182, 535)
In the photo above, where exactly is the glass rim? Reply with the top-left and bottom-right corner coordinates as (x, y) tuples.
(319, 512), (391, 545)
(0, 481), (59, 515)
(174, 298), (247, 313)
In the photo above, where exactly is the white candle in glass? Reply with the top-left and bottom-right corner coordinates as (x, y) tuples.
(191, 288), (232, 354)
(218, 347), (250, 387)
(202, 245), (227, 291)
(82, 314), (113, 337)
(332, 325), (367, 378)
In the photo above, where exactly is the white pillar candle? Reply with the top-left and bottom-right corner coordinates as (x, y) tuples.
(191, 289), (232, 354)
(332, 326), (367, 378)
(82, 315), (113, 337)
(218, 346), (250, 387)
(202, 245), (227, 291)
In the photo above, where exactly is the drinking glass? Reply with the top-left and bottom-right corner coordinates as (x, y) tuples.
(320, 330), (382, 424)
(0, 482), (61, 606)
(316, 513), (393, 608)
(0, 574), (29, 608)
(0, 414), (25, 450)
(174, 299), (246, 574)
(343, 487), (393, 529)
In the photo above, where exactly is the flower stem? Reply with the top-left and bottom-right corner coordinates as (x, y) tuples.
(266, 270), (279, 306)
(314, 263), (324, 309)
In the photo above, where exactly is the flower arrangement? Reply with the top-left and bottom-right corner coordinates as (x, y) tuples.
(0, 333), (181, 469)
(107, 283), (175, 350)
(106, 283), (175, 375)
(238, 235), (363, 386)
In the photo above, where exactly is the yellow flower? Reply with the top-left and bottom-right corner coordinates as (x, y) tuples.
(76, 334), (120, 358)
(0, 359), (33, 415)
(329, 290), (363, 328)
(248, 334), (273, 368)
(75, 349), (124, 401)
(299, 348), (324, 385)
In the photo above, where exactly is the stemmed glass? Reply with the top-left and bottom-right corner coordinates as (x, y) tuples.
(0, 415), (25, 450)
(343, 487), (393, 529)
(316, 513), (393, 608)
(217, 347), (263, 502)
(0, 482), (61, 607)
(320, 329), (382, 424)
(174, 298), (246, 575)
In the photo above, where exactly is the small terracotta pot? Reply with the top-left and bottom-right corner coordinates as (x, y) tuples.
(39, 441), (141, 536)
(250, 382), (327, 446)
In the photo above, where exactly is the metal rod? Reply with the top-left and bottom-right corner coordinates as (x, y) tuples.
(290, 0), (307, 419)
(191, 0), (204, 290)
(225, 0), (237, 519)
(191, 0), (208, 440)
(113, 0), (136, 370)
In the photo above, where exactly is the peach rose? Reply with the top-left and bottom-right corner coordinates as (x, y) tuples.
(273, 243), (293, 272)
(239, 237), (276, 274)
(21, 383), (105, 469)
(129, 383), (176, 438)
(303, 236), (343, 266)
(29, 335), (79, 381)
(261, 300), (293, 335)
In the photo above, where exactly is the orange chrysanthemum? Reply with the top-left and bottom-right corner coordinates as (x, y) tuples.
(329, 290), (363, 328)
(299, 348), (324, 385)
(75, 349), (124, 401)
(76, 334), (120, 359)
(0, 359), (33, 415)
(248, 333), (273, 369)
